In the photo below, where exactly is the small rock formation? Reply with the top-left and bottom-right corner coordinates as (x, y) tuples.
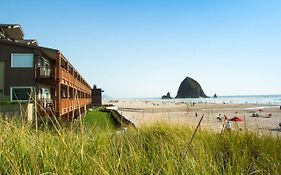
(214, 94), (217, 98)
(162, 92), (172, 99)
(175, 77), (208, 98)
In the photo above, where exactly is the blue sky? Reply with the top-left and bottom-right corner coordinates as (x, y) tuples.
(2, 0), (281, 97)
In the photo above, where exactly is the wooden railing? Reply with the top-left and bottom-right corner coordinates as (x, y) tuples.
(56, 67), (92, 116)
(59, 68), (91, 94)
(37, 99), (54, 110)
(58, 98), (91, 115)
(36, 66), (56, 79)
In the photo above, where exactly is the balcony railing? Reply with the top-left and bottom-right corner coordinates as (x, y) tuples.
(37, 98), (54, 111)
(58, 98), (91, 115)
(59, 68), (91, 94)
(37, 66), (55, 79)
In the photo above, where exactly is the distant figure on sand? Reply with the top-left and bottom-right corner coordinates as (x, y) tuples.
(226, 121), (232, 131)
(195, 112), (198, 117)
(217, 114), (222, 121)
(224, 115), (228, 121)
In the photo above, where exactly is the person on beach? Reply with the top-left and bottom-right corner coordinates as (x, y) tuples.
(217, 114), (222, 121)
(226, 121), (232, 131)
(224, 115), (228, 121)
(195, 112), (198, 117)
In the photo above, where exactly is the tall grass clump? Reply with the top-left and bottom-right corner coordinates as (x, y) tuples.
(0, 118), (280, 174)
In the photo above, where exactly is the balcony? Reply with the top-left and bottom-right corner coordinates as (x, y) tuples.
(37, 66), (56, 79)
(37, 98), (55, 117)
(38, 98), (54, 109)
(58, 98), (91, 115)
(59, 68), (91, 93)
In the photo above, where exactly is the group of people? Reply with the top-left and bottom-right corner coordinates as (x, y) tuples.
(217, 114), (228, 122)
(217, 114), (233, 131)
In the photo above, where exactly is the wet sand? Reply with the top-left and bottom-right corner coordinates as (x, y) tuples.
(105, 99), (281, 135)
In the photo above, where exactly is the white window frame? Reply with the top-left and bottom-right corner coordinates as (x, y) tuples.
(11, 53), (34, 68)
(10, 86), (34, 102)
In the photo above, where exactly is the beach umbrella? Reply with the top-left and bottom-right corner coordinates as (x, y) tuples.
(229, 117), (243, 130)
(229, 117), (243, 122)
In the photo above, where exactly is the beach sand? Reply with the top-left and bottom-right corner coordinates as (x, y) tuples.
(104, 99), (281, 135)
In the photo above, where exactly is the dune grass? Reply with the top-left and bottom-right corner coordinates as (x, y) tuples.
(0, 117), (280, 174)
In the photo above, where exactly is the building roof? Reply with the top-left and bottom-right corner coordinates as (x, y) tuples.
(0, 24), (24, 40)
(0, 39), (58, 58)
(0, 24), (59, 60)
(0, 24), (91, 89)
(16, 39), (38, 46)
(0, 39), (91, 88)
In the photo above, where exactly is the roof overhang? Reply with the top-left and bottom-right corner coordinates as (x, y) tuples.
(0, 24), (24, 40)
(17, 39), (38, 46)
(39, 46), (60, 60)
(0, 39), (59, 60)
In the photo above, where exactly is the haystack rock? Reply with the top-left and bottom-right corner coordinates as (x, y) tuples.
(162, 92), (172, 99)
(175, 77), (208, 98)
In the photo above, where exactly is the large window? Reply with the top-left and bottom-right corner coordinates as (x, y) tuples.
(10, 87), (33, 101)
(11, 54), (33, 68)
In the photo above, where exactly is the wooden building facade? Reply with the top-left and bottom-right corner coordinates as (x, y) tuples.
(0, 24), (91, 119)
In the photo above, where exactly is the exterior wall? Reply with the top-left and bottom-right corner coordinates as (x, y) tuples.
(92, 88), (102, 106)
(0, 103), (34, 121)
(0, 42), (36, 96)
(0, 61), (4, 97)
(35, 53), (57, 116)
(0, 41), (92, 119)
(56, 55), (92, 118)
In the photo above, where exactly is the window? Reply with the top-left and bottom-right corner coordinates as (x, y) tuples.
(10, 87), (33, 101)
(11, 54), (33, 68)
(38, 56), (50, 66)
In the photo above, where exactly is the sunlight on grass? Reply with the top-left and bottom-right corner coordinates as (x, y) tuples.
(83, 109), (117, 130)
(0, 118), (280, 174)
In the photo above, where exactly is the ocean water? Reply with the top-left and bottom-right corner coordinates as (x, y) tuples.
(124, 95), (281, 105)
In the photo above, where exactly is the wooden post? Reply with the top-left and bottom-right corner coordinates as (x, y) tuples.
(34, 86), (38, 133)
(244, 115), (247, 131)
(56, 52), (61, 117)
(188, 115), (204, 147)
(183, 114), (205, 157)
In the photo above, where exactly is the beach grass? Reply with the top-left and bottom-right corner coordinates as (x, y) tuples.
(0, 117), (280, 174)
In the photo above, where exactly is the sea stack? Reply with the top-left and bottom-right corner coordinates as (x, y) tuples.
(162, 92), (172, 99)
(175, 77), (208, 98)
